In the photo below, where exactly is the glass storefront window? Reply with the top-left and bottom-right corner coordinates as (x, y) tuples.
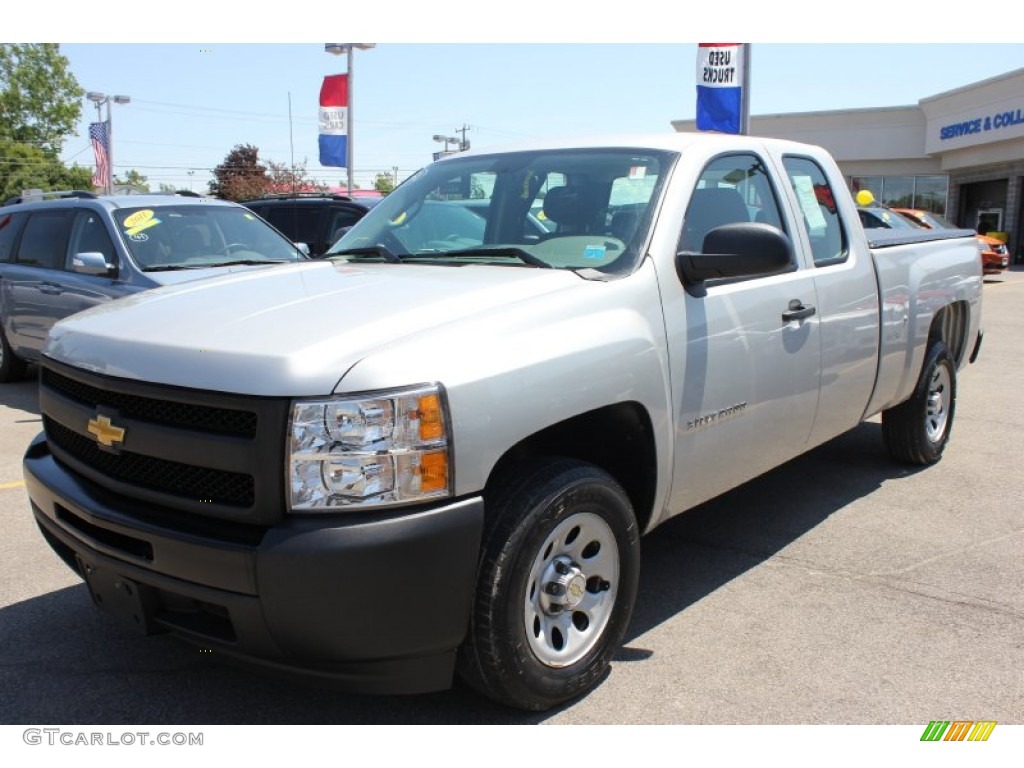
(850, 175), (949, 215)
(913, 176), (948, 216)
(852, 177), (883, 201)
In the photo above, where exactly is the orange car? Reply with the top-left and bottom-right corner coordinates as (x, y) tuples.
(893, 208), (1010, 275)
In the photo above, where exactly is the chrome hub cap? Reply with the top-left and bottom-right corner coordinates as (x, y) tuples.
(524, 511), (619, 668)
(925, 364), (951, 442)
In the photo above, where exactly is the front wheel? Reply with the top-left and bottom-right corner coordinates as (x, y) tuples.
(457, 459), (640, 711)
(882, 341), (956, 464)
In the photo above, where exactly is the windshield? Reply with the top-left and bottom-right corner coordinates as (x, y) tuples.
(916, 211), (958, 229)
(114, 204), (305, 270)
(326, 148), (673, 275)
(858, 207), (920, 230)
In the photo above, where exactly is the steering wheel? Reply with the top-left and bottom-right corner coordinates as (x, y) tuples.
(219, 243), (249, 255)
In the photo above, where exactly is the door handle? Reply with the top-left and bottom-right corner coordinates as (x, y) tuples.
(782, 300), (816, 322)
(39, 282), (63, 295)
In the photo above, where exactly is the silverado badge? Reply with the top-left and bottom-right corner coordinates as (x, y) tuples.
(87, 415), (126, 448)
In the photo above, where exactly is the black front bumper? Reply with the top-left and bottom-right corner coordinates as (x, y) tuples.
(24, 433), (484, 695)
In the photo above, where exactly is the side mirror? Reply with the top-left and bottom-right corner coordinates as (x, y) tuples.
(294, 242), (311, 257)
(72, 252), (116, 276)
(676, 222), (793, 290)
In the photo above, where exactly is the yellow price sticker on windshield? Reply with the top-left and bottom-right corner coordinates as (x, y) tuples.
(123, 210), (154, 229)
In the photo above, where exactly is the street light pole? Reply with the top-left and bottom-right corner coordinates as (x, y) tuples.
(432, 134), (460, 157)
(324, 43), (375, 196)
(86, 91), (130, 194)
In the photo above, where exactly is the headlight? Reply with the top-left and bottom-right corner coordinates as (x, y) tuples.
(288, 384), (451, 511)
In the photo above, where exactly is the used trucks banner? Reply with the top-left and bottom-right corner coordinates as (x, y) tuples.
(318, 74), (349, 167)
(696, 43), (745, 134)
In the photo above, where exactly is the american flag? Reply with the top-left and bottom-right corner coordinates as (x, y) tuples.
(89, 122), (110, 189)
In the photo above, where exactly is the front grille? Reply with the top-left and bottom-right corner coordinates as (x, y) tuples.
(45, 417), (255, 507)
(40, 359), (291, 526)
(42, 368), (258, 437)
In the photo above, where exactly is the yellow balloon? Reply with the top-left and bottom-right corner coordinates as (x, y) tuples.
(856, 190), (875, 206)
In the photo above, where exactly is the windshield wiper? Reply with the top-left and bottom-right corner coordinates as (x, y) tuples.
(329, 245), (403, 264)
(142, 264), (210, 272)
(143, 260), (291, 272)
(407, 247), (552, 269)
(204, 259), (292, 267)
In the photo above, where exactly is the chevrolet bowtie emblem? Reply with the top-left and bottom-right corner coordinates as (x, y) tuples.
(87, 415), (126, 448)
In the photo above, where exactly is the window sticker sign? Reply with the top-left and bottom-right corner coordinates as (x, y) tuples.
(123, 209), (161, 237)
(791, 175), (827, 232)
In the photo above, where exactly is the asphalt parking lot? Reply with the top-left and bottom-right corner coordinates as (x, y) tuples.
(1, 270), (1022, 727)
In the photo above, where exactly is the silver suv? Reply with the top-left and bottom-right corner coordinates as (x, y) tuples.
(0, 190), (306, 382)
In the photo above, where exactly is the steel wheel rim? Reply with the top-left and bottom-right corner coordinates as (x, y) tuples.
(523, 510), (619, 668)
(925, 363), (952, 442)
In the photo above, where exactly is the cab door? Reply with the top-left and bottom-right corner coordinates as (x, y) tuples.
(660, 152), (822, 515)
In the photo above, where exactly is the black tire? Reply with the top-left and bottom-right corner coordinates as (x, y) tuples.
(457, 458), (640, 711)
(882, 341), (956, 464)
(0, 327), (28, 383)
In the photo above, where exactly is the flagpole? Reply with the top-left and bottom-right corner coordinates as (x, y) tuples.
(325, 44), (375, 196)
(741, 44), (751, 135)
(346, 46), (354, 195)
(106, 106), (113, 194)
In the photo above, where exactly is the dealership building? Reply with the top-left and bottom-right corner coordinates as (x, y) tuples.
(672, 67), (1024, 262)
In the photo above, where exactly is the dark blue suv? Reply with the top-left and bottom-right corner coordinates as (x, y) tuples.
(0, 190), (306, 382)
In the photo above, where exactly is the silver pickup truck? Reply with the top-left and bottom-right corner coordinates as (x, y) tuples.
(23, 134), (983, 711)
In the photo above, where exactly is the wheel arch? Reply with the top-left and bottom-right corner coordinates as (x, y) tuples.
(483, 401), (658, 535)
(928, 299), (971, 369)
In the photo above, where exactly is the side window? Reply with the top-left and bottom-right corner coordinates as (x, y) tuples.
(66, 211), (117, 269)
(679, 153), (785, 254)
(15, 211), (71, 270)
(782, 156), (847, 266)
(0, 212), (25, 262)
(327, 208), (362, 244)
(264, 206), (321, 244)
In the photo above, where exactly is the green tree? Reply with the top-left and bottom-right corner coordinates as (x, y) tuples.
(0, 44), (83, 156)
(114, 168), (150, 192)
(210, 144), (268, 201)
(0, 139), (91, 201)
(374, 172), (395, 194)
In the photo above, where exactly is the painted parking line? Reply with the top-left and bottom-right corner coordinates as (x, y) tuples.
(0, 480), (25, 490)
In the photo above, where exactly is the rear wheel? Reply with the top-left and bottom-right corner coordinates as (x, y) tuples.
(882, 341), (956, 464)
(457, 459), (640, 711)
(0, 327), (28, 383)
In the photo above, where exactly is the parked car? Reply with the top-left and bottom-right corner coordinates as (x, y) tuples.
(0, 190), (307, 382)
(892, 207), (1010, 275)
(240, 193), (378, 257)
(857, 205), (921, 231)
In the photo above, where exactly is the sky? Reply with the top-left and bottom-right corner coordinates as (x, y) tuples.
(7, 3), (1021, 194)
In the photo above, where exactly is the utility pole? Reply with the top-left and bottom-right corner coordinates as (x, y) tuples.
(455, 124), (472, 151)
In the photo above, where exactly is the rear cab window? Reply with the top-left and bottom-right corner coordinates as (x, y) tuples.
(781, 156), (848, 266)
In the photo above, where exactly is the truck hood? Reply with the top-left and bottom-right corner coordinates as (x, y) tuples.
(44, 260), (585, 395)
